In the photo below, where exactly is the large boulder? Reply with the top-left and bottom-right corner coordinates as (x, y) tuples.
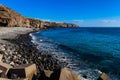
(59, 68), (80, 80)
(98, 72), (111, 80)
(40, 68), (80, 80)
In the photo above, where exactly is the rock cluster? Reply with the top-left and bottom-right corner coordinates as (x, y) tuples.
(0, 4), (78, 29)
(0, 33), (67, 79)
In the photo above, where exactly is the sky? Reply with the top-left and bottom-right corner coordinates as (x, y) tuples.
(0, 0), (120, 27)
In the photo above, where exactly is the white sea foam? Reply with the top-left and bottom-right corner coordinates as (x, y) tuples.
(29, 28), (120, 80)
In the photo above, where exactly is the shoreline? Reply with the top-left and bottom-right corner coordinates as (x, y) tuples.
(0, 27), (81, 80)
(0, 27), (111, 80)
(7, 29), (65, 70)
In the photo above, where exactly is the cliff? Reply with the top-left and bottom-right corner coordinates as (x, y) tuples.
(0, 4), (78, 29)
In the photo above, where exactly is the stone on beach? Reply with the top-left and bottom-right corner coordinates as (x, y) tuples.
(0, 58), (37, 80)
(7, 64), (37, 80)
(38, 68), (80, 80)
(98, 72), (111, 80)
(0, 27), (111, 80)
(9, 61), (14, 66)
(0, 61), (13, 77)
(0, 54), (3, 61)
(59, 68), (80, 80)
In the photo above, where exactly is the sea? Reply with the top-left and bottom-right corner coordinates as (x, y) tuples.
(30, 27), (120, 80)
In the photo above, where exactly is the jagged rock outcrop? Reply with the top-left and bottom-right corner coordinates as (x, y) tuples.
(0, 4), (78, 29)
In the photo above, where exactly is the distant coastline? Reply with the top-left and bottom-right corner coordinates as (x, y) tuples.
(0, 5), (111, 80)
(0, 4), (78, 29)
(0, 4), (81, 80)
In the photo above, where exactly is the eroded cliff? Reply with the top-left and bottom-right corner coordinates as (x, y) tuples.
(0, 4), (78, 29)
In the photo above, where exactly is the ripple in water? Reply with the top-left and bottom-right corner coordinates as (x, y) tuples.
(30, 27), (120, 80)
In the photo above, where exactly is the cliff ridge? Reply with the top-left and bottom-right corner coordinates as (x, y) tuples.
(0, 4), (78, 29)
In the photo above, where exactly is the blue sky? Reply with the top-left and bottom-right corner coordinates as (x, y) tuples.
(0, 0), (120, 27)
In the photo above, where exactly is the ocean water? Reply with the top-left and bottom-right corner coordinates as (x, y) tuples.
(31, 27), (120, 80)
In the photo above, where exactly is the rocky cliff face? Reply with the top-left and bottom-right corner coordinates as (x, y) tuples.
(0, 4), (78, 29)
(0, 5), (29, 27)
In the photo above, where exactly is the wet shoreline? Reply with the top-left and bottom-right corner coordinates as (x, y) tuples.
(0, 29), (69, 79)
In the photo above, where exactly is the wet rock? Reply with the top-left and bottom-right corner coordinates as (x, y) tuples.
(98, 72), (111, 80)
(1, 47), (6, 51)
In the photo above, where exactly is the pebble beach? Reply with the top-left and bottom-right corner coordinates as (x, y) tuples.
(0, 27), (67, 79)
